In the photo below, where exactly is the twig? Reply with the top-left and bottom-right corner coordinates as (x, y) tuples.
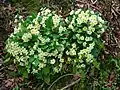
(89, 4), (102, 13)
(91, 0), (97, 4)
(48, 74), (74, 90)
(76, 0), (101, 13)
(111, 6), (120, 26)
(47, 0), (50, 7)
(75, 0), (86, 4)
(111, 1), (120, 15)
(59, 78), (80, 90)
(113, 35), (120, 49)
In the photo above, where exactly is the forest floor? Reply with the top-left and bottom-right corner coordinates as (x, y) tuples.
(0, 0), (120, 90)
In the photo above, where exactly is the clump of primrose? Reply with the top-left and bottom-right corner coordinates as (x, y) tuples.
(5, 8), (107, 83)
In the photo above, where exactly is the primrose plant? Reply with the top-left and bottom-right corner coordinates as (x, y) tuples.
(5, 8), (106, 83)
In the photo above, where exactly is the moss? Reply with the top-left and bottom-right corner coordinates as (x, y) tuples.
(12, 0), (41, 14)
(12, 0), (74, 14)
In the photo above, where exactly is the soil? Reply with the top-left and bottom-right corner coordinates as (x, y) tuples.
(0, 2), (14, 90)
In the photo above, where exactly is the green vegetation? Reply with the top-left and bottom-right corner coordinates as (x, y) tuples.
(0, 0), (119, 89)
(4, 8), (109, 89)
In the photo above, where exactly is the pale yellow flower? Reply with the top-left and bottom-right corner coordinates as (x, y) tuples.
(31, 29), (39, 35)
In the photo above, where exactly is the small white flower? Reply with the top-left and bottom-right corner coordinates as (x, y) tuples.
(48, 13), (52, 17)
(88, 26), (95, 32)
(66, 50), (69, 55)
(69, 49), (76, 56)
(85, 37), (89, 41)
(86, 10), (90, 14)
(87, 31), (92, 35)
(37, 12), (40, 16)
(19, 16), (23, 19)
(75, 9), (81, 15)
(27, 69), (30, 73)
(89, 37), (93, 41)
(43, 59), (47, 63)
(59, 25), (65, 33)
(59, 63), (62, 68)
(52, 14), (60, 27)
(38, 63), (46, 69)
(83, 27), (88, 31)
(71, 16), (75, 24)
(76, 34), (80, 38)
(22, 33), (32, 42)
(90, 10), (94, 14)
(44, 9), (51, 15)
(100, 28), (105, 33)
(89, 15), (98, 26)
(90, 42), (95, 47)
(14, 27), (19, 34)
(60, 58), (64, 63)
(31, 29), (39, 35)
(80, 36), (84, 40)
(33, 44), (38, 50)
(29, 49), (34, 55)
(85, 37), (93, 41)
(53, 67), (59, 73)
(98, 24), (103, 28)
(58, 53), (62, 58)
(76, 65), (81, 68)
(34, 55), (38, 59)
(68, 57), (71, 62)
(81, 64), (85, 68)
(32, 69), (38, 74)
(65, 18), (69, 23)
(83, 42), (87, 47)
(20, 62), (24, 66)
(50, 59), (56, 64)
(41, 16), (47, 25)
(68, 24), (74, 30)
(72, 43), (76, 48)
(32, 62), (35, 65)
(76, 18), (82, 25)
(27, 24), (33, 29)
(87, 45), (94, 51)
(14, 19), (18, 23)
(78, 53), (82, 59)
(98, 16), (104, 24)
(46, 38), (50, 42)
(70, 10), (74, 15)
(79, 59), (83, 63)
(97, 35), (100, 38)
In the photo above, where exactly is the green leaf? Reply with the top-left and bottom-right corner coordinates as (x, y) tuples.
(46, 16), (53, 28)
(42, 67), (50, 75)
(4, 53), (11, 63)
(19, 67), (28, 78)
(13, 86), (19, 90)
(32, 35), (38, 41)
(80, 70), (85, 80)
(33, 57), (39, 67)
(91, 48), (100, 58)
(111, 59), (120, 71)
(4, 57), (11, 63)
(23, 70), (28, 78)
(29, 56), (34, 63)
(38, 16), (42, 22)
(44, 75), (50, 84)
(93, 61), (100, 70)
(73, 64), (77, 74)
